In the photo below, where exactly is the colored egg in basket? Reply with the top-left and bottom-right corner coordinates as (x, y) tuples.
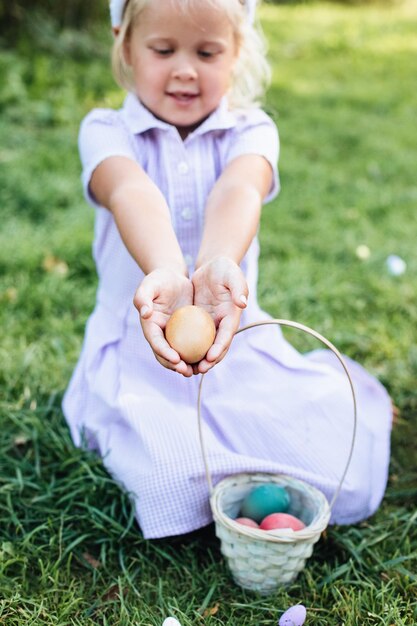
(211, 473), (331, 594)
(197, 319), (357, 595)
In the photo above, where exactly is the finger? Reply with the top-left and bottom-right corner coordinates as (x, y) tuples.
(197, 311), (240, 372)
(155, 353), (194, 377)
(205, 322), (236, 361)
(149, 333), (181, 364)
(140, 319), (180, 363)
(152, 333), (199, 377)
(198, 338), (230, 373)
(205, 342), (224, 362)
(178, 363), (194, 377)
(197, 345), (229, 373)
(133, 284), (155, 318)
(236, 294), (248, 309)
(231, 286), (248, 309)
(139, 303), (153, 319)
(224, 270), (248, 309)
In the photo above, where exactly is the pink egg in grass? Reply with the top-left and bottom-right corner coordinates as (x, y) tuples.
(234, 517), (260, 528)
(260, 512), (306, 531)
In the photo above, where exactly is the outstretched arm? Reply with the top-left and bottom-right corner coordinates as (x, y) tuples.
(90, 156), (194, 376)
(192, 153), (273, 374)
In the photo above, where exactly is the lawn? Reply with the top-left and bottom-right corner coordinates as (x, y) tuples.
(0, 1), (416, 624)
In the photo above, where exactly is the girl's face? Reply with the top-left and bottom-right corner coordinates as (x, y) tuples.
(124, 1), (239, 138)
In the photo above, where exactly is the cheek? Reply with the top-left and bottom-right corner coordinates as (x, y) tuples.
(136, 68), (170, 106)
(134, 60), (159, 87)
(206, 64), (232, 93)
(142, 60), (167, 83)
(219, 63), (235, 92)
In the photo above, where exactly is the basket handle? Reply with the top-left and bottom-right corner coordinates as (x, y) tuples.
(197, 319), (357, 511)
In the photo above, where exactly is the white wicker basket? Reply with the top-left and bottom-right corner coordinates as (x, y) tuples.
(197, 319), (357, 595)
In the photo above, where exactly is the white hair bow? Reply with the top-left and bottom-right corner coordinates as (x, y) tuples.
(109, 0), (257, 28)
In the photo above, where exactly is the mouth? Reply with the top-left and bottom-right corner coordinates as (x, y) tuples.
(167, 91), (199, 103)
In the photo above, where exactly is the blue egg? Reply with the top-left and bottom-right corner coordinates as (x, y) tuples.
(278, 604), (307, 626)
(240, 484), (290, 523)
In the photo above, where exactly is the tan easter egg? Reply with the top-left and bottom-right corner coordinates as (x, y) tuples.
(165, 305), (216, 363)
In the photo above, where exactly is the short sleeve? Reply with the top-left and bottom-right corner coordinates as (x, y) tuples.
(226, 110), (280, 203)
(78, 108), (137, 208)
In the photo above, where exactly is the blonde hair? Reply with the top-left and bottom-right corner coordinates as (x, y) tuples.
(111, 0), (271, 110)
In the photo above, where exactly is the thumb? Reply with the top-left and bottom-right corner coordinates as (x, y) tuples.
(227, 272), (248, 309)
(133, 294), (154, 319)
(133, 282), (155, 319)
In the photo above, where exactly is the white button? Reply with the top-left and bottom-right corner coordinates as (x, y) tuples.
(184, 254), (193, 266)
(181, 207), (192, 220)
(177, 161), (189, 174)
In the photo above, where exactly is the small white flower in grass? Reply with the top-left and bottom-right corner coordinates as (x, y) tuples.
(42, 254), (69, 277)
(355, 244), (371, 260)
(162, 618), (183, 626)
(386, 254), (406, 276)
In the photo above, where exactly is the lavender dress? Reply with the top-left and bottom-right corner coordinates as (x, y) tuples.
(63, 94), (392, 538)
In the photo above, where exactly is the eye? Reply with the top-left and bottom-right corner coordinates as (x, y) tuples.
(153, 48), (173, 56)
(198, 50), (214, 58)
(198, 49), (221, 61)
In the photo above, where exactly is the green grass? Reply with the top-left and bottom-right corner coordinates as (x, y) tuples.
(1, 1), (416, 623)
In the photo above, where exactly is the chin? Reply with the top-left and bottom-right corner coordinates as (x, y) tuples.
(174, 109), (216, 130)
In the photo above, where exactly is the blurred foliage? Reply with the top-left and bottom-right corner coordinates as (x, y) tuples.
(0, 0), (108, 45)
(0, 6), (111, 62)
(0, 0), (403, 48)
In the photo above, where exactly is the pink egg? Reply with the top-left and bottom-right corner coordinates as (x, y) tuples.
(234, 517), (260, 528)
(260, 512), (306, 531)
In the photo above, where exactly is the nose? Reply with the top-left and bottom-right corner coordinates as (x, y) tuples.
(172, 54), (197, 81)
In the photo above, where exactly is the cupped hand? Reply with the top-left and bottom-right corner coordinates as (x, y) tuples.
(133, 268), (194, 376)
(192, 256), (248, 374)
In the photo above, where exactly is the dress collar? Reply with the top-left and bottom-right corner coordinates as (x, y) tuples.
(121, 93), (238, 139)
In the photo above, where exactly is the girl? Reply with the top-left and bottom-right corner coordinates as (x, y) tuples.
(63, 0), (392, 539)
